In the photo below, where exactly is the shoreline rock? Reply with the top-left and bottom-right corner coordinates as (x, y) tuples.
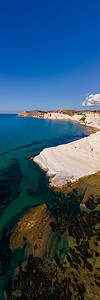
(33, 132), (100, 187)
(6, 174), (100, 300)
(10, 203), (56, 261)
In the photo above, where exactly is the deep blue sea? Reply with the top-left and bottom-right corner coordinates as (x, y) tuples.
(0, 114), (88, 299)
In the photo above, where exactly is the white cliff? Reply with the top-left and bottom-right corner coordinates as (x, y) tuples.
(34, 131), (100, 187)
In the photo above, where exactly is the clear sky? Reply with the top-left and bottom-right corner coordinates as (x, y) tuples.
(0, 0), (100, 113)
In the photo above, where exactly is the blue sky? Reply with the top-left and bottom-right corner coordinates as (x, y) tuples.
(0, 0), (100, 113)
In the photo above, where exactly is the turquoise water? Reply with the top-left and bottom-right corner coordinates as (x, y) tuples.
(0, 114), (88, 299)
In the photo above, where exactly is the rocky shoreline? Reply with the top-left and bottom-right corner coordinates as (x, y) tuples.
(5, 172), (100, 300)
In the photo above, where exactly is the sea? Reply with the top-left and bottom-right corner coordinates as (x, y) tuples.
(0, 114), (88, 299)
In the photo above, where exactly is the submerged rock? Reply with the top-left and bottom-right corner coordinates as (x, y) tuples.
(10, 204), (56, 261)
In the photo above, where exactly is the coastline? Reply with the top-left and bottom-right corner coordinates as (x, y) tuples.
(18, 109), (100, 189)
(17, 110), (100, 130)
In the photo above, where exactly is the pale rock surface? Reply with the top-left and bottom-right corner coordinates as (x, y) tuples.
(34, 132), (100, 187)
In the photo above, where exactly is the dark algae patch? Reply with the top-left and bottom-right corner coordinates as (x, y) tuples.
(0, 134), (87, 157)
(5, 173), (100, 300)
(0, 159), (23, 216)
(0, 206), (35, 300)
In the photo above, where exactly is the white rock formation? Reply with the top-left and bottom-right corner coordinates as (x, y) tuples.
(34, 132), (100, 187)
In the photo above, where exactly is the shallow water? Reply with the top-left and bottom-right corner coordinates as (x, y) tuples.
(0, 114), (88, 299)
